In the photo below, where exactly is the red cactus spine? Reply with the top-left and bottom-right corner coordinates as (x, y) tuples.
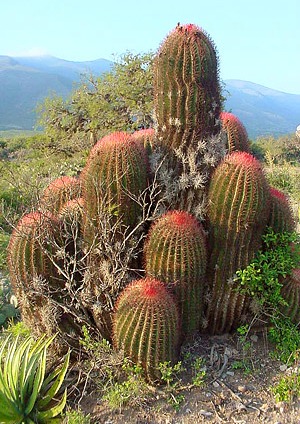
(154, 23), (221, 151)
(267, 187), (295, 234)
(220, 112), (250, 153)
(206, 152), (270, 334)
(40, 176), (81, 214)
(113, 278), (180, 383)
(144, 211), (207, 335)
(81, 131), (149, 246)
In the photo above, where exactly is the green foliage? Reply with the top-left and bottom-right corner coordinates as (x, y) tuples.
(63, 408), (91, 424)
(0, 334), (69, 423)
(0, 232), (9, 271)
(37, 52), (154, 143)
(236, 228), (300, 364)
(236, 229), (299, 306)
(102, 359), (147, 411)
(271, 370), (300, 403)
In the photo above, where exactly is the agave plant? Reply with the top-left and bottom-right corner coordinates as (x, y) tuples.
(0, 334), (69, 423)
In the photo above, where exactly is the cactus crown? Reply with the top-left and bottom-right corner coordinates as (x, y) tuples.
(154, 22), (221, 151)
(220, 112), (250, 153)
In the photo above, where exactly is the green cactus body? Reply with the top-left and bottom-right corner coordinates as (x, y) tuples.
(220, 112), (250, 153)
(281, 269), (300, 325)
(7, 212), (64, 333)
(132, 128), (155, 154)
(81, 131), (149, 246)
(7, 212), (61, 290)
(113, 277), (180, 383)
(206, 152), (270, 334)
(154, 23), (221, 151)
(144, 211), (207, 336)
(40, 176), (81, 215)
(268, 187), (295, 234)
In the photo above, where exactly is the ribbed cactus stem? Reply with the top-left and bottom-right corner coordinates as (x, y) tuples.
(132, 128), (155, 153)
(268, 187), (295, 234)
(81, 131), (149, 246)
(220, 112), (250, 153)
(144, 211), (207, 335)
(281, 269), (300, 325)
(154, 23), (221, 151)
(113, 277), (180, 383)
(206, 152), (270, 334)
(40, 176), (81, 214)
(7, 212), (61, 290)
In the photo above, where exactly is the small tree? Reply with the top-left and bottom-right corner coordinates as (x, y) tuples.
(37, 52), (154, 150)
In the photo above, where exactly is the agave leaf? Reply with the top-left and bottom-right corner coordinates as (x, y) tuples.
(24, 345), (47, 415)
(37, 350), (70, 410)
(37, 389), (67, 422)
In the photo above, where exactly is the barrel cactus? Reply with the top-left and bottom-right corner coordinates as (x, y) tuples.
(7, 212), (63, 336)
(113, 277), (180, 383)
(154, 23), (221, 151)
(40, 176), (81, 214)
(220, 111), (250, 153)
(144, 210), (207, 335)
(81, 131), (149, 246)
(281, 269), (300, 325)
(267, 187), (295, 234)
(206, 151), (270, 334)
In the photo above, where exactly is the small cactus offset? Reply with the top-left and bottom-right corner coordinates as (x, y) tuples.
(280, 269), (300, 325)
(206, 151), (270, 334)
(144, 210), (207, 335)
(154, 23), (221, 152)
(113, 277), (180, 383)
(40, 176), (81, 214)
(267, 187), (296, 234)
(220, 112), (250, 153)
(81, 131), (149, 246)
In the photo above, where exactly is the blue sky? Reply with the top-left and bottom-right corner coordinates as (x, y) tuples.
(1, 0), (300, 94)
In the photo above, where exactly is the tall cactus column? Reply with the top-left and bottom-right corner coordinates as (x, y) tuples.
(144, 211), (207, 336)
(154, 23), (221, 151)
(205, 152), (270, 334)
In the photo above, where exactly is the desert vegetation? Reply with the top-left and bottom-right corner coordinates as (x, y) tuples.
(0, 23), (300, 423)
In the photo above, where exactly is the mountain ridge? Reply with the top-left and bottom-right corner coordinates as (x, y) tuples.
(0, 55), (299, 138)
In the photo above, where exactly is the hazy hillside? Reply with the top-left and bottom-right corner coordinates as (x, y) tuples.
(224, 79), (300, 138)
(0, 54), (299, 137)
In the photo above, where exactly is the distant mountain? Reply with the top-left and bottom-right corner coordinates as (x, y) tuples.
(0, 54), (299, 137)
(224, 79), (300, 139)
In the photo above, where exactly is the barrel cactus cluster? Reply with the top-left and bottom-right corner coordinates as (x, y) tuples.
(7, 23), (299, 383)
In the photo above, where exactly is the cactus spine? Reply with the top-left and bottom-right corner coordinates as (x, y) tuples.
(206, 152), (270, 334)
(7, 212), (63, 335)
(220, 112), (250, 153)
(268, 187), (295, 234)
(113, 277), (180, 383)
(144, 211), (207, 335)
(40, 176), (81, 214)
(154, 23), (221, 151)
(81, 131), (149, 246)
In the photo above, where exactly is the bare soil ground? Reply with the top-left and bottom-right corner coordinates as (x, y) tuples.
(74, 329), (300, 424)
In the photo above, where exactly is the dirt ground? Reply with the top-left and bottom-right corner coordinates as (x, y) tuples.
(74, 329), (300, 424)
